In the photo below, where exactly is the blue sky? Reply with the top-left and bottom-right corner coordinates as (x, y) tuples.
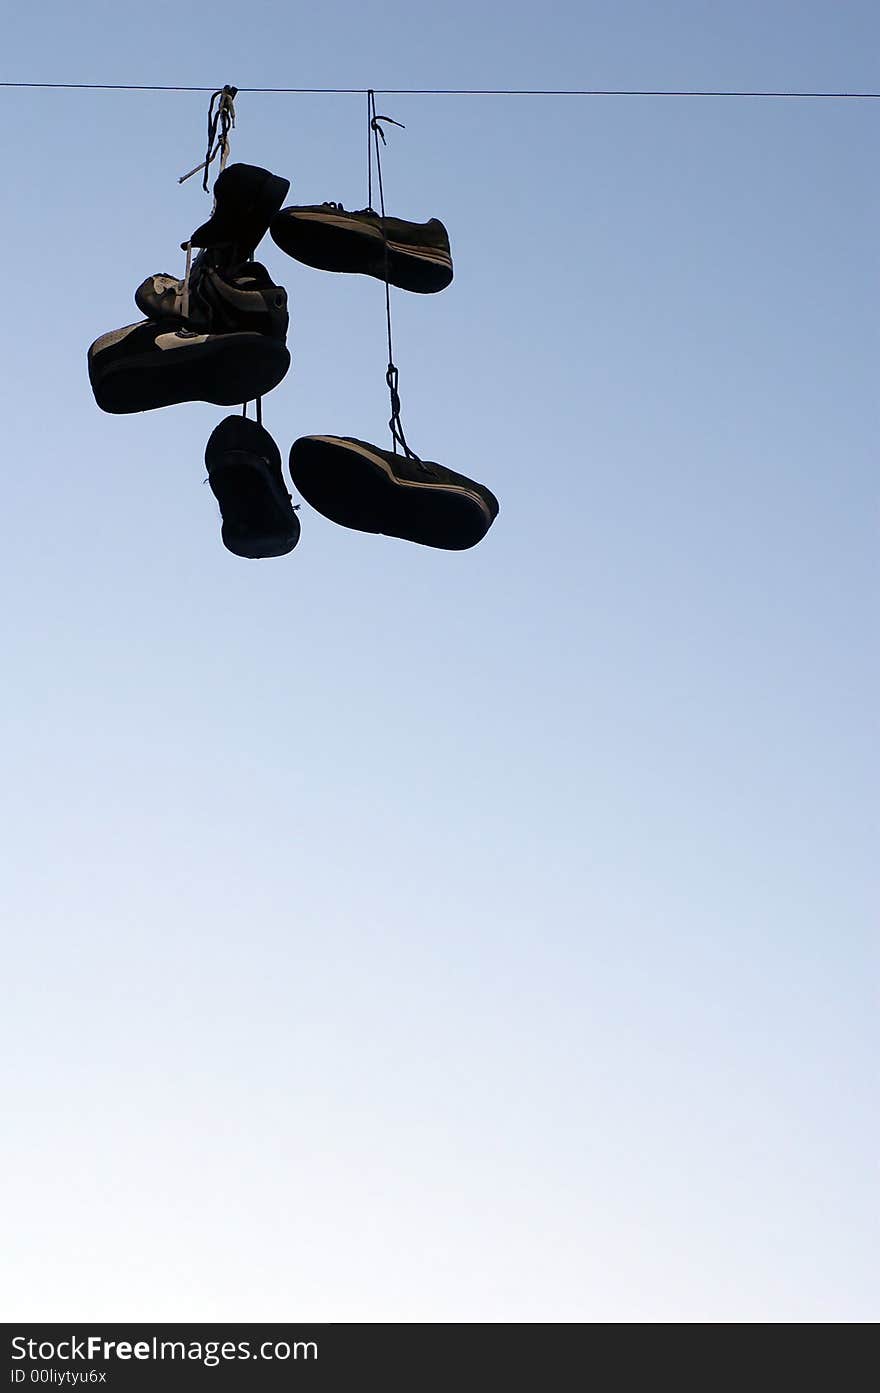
(1, 1), (876, 1322)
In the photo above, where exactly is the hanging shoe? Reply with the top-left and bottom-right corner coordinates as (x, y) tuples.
(188, 163), (291, 257)
(288, 436), (497, 550)
(87, 320), (290, 414)
(206, 415), (300, 559)
(270, 203), (453, 294)
(135, 257), (289, 340)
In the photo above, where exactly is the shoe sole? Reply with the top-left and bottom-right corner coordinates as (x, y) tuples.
(271, 212), (453, 294)
(191, 171), (291, 253)
(90, 334), (290, 414)
(290, 436), (492, 550)
(220, 525), (298, 558)
(208, 456), (300, 559)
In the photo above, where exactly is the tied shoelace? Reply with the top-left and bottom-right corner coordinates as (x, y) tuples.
(385, 364), (427, 468)
(164, 255), (275, 334)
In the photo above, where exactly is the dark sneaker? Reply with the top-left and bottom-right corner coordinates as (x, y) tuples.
(88, 320), (290, 414)
(206, 415), (300, 559)
(189, 163), (291, 257)
(271, 203), (453, 294)
(135, 257), (289, 339)
(288, 436), (497, 550)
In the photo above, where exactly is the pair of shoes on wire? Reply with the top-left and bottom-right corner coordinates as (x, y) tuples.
(289, 435), (498, 551)
(87, 163), (291, 413)
(270, 172), (496, 549)
(205, 422), (498, 559)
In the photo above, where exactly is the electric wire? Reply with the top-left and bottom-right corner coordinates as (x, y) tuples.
(0, 82), (878, 98)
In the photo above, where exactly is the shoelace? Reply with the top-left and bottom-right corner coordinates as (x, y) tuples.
(385, 364), (424, 465)
(320, 200), (377, 218)
(164, 257), (278, 332)
(179, 239), (194, 320)
(176, 86), (238, 317)
(179, 85), (237, 189)
(365, 92), (429, 470)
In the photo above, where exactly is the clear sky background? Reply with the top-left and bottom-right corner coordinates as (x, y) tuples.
(1, 0), (876, 1323)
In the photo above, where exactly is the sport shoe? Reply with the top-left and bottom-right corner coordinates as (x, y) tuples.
(88, 320), (290, 414)
(271, 203), (453, 294)
(135, 257), (289, 340)
(288, 436), (497, 550)
(206, 415), (300, 559)
(189, 163), (291, 257)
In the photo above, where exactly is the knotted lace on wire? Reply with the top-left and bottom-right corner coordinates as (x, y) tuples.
(366, 89), (422, 463)
(366, 99), (405, 214)
(179, 84), (237, 189)
(175, 85), (236, 320)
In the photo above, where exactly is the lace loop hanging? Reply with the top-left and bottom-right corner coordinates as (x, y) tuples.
(366, 89), (421, 462)
(179, 84), (237, 188)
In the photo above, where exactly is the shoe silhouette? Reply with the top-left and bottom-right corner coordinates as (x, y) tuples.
(88, 320), (290, 414)
(289, 435), (497, 550)
(206, 415), (300, 559)
(271, 203), (453, 294)
(189, 163), (291, 258)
